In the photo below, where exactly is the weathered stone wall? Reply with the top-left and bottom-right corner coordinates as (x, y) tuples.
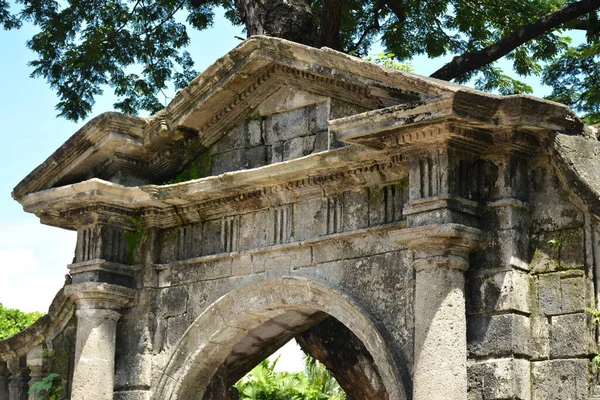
(111, 180), (414, 399)
(186, 98), (366, 179)
(528, 160), (596, 400)
(466, 157), (598, 400)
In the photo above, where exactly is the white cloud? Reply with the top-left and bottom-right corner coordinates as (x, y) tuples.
(0, 248), (40, 275)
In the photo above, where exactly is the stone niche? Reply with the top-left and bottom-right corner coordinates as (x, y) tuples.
(2, 36), (600, 400)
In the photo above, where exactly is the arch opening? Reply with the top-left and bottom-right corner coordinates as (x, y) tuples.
(154, 277), (407, 400)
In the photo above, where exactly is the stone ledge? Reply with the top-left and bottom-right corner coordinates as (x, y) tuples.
(68, 259), (140, 277)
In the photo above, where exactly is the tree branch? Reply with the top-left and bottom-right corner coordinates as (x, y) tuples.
(141, 0), (186, 38)
(430, 0), (600, 81)
(347, 1), (382, 54)
(562, 16), (595, 31)
(382, 0), (405, 23)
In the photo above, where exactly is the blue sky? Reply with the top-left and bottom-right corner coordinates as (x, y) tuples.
(0, 7), (561, 314)
(0, 8), (245, 313)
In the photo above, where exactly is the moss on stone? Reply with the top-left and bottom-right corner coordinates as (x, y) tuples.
(125, 216), (147, 265)
(397, 176), (409, 189)
(167, 151), (212, 184)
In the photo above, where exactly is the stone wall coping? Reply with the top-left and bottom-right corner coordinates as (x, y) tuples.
(0, 287), (75, 361)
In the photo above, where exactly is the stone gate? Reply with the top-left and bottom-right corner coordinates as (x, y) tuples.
(2, 36), (600, 400)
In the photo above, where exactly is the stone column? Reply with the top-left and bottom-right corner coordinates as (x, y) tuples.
(0, 361), (9, 400)
(392, 224), (484, 400)
(64, 283), (135, 400)
(7, 358), (29, 400)
(26, 346), (45, 400)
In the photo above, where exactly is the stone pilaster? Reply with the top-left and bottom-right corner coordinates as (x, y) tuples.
(0, 361), (9, 400)
(64, 283), (135, 400)
(392, 223), (484, 400)
(7, 358), (29, 400)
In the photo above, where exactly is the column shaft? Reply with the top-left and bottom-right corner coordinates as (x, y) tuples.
(391, 224), (484, 400)
(71, 309), (120, 400)
(8, 364), (29, 400)
(414, 266), (467, 399)
(27, 346), (45, 400)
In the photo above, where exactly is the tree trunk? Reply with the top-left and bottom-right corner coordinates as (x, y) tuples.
(320, 0), (342, 50)
(235, 0), (319, 47)
(296, 317), (389, 400)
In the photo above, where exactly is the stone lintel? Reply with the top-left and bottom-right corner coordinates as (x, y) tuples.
(64, 283), (135, 310)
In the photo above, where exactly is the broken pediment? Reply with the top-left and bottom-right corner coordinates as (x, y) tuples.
(14, 36), (458, 200)
(174, 87), (373, 182)
(12, 35), (591, 228)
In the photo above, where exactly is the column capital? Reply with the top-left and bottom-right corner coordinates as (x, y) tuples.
(391, 223), (485, 251)
(391, 223), (486, 271)
(64, 283), (135, 310)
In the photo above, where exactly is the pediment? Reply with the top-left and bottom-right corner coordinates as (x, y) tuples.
(15, 36), (460, 199)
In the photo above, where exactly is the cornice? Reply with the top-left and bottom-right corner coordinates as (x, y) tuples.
(23, 146), (408, 229)
(331, 91), (583, 152)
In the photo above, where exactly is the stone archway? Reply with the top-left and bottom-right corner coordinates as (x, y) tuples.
(154, 276), (407, 400)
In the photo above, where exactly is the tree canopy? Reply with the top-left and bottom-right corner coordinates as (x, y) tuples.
(1, 0), (599, 123)
(234, 355), (346, 400)
(0, 302), (43, 340)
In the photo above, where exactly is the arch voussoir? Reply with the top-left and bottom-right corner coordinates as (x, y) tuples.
(154, 276), (407, 400)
